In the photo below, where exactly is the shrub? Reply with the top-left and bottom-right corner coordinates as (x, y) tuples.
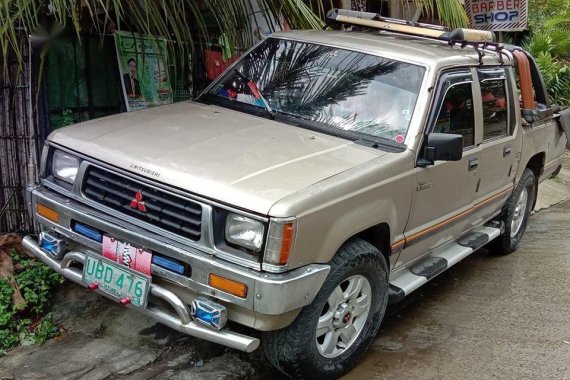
(0, 249), (64, 352)
(524, 2), (570, 106)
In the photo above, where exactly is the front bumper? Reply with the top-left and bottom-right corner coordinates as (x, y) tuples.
(23, 236), (259, 352)
(25, 186), (330, 351)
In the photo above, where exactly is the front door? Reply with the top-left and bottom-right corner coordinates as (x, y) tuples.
(395, 69), (481, 268)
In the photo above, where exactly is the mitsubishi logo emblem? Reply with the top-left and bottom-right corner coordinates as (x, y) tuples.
(129, 191), (147, 212)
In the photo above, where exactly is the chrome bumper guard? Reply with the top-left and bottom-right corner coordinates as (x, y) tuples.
(28, 186), (330, 316)
(23, 236), (259, 352)
(24, 186), (331, 352)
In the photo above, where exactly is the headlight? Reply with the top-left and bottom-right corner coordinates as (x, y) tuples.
(225, 213), (265, 252)
(52, 150), (79, 183)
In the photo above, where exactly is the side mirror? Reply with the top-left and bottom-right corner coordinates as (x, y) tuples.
(421, 133), (463, 165)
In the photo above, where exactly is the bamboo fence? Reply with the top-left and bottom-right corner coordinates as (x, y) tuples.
(0, 41), (40, 233)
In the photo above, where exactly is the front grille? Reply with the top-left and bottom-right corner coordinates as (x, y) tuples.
(82, 166), (202, 241)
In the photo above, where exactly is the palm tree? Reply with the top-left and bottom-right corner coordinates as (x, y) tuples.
(0, 0), (324, 72)
(1, 1), (471, 73)
(308, 1), (468, 29)
(419, 0), (468, 28)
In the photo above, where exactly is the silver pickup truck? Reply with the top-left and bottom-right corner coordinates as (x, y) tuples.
(23, 9), (568, 379)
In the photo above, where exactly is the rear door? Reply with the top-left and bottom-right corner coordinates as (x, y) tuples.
(471, 66), (521, 223)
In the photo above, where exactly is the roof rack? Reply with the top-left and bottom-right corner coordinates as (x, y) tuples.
(326, 8), (496, 44)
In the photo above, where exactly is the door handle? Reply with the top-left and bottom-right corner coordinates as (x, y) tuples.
(503, 145), (512, 157)
(468, 157), (479, 171)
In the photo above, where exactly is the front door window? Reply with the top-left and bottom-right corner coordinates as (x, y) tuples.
(434, 81), (475, 148)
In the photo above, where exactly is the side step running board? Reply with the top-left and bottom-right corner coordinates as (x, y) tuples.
(388, 225), (502, 304)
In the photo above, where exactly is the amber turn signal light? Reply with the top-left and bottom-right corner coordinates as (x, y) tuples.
(278, 223), (294, 265)
(208, 274), (248, 298)
(36, 203), (59, 223)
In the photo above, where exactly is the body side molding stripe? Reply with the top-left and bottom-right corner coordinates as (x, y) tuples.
(391, 186), (514, 251)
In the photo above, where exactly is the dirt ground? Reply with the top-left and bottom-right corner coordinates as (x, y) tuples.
(1, 175), (569, 379)
(344, 198), (570, 380)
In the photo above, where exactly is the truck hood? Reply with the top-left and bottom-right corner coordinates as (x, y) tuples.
(49, 101), (383, 214)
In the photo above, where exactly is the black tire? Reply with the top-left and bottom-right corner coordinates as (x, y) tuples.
(490, 168), (536, 255)
(262, 238), (389, 379)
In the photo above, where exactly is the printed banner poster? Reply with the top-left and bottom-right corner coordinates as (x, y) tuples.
(115, 31), (173, 111)
(465, 0), (528, 31)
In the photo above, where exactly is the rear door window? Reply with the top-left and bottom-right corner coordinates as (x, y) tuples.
(478, 68), (510, 140)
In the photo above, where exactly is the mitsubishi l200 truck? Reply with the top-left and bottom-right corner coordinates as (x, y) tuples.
(23, 9), (568, 379)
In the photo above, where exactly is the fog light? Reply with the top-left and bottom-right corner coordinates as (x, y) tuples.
(39, 231), (66, 258)
(190, 297), (227, 330)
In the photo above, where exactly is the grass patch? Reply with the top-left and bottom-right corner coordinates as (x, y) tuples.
(0, 249), (65, 353)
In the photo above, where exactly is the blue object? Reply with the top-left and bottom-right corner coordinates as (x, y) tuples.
(152, 255), (185, 275)
(216, 86), (229, 97)
(253, 98), (266, 108)
(73, 222), (102, 242)
(191, 297), (227, 330)
(40, 238), (58, 252)
(39, 231), (65, 257)
(194, 305), (222, 327)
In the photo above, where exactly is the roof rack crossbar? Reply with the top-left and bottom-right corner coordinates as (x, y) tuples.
(327, 8), (496, 44)
(330, 8), (449, 31)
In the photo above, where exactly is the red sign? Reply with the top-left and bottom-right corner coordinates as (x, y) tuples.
(102, 236), (152, 275)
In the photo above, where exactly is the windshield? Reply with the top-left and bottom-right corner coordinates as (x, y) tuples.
(206, 38), (426, 144)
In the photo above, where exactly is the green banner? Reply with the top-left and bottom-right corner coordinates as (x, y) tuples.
(114, 31), (173, 111)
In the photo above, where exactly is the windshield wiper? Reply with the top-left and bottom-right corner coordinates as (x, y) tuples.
(273, 110), (405, 151)
(234, 70), (275, 117)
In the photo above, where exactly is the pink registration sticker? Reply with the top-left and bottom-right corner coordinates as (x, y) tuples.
(101, 236), (152, 275)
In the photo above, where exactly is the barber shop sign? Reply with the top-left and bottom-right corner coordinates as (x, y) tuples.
(465, 0), (528, 31)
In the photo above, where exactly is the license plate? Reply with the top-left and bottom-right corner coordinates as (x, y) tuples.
(83, 253), (150, 307)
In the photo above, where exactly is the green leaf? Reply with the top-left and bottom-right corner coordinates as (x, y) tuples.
(1, 0), (324, 74)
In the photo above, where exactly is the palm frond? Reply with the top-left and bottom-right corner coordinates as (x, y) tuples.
(0, 0), (324, 74)
(408, 0), (469, 29)
(534, 51), (570, 106)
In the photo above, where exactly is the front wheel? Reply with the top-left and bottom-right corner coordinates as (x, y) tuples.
(262, 238), (389, 379)
(490, 168), (536, 255)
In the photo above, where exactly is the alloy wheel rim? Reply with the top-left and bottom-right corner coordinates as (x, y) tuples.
(315, 275), (372, 358)
(511, 187), (528, 239)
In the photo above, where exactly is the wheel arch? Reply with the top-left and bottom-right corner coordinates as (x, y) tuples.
(353, 222), (392, 268)
(524, 152), (544, 209)
(525, 152), (545, 180)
